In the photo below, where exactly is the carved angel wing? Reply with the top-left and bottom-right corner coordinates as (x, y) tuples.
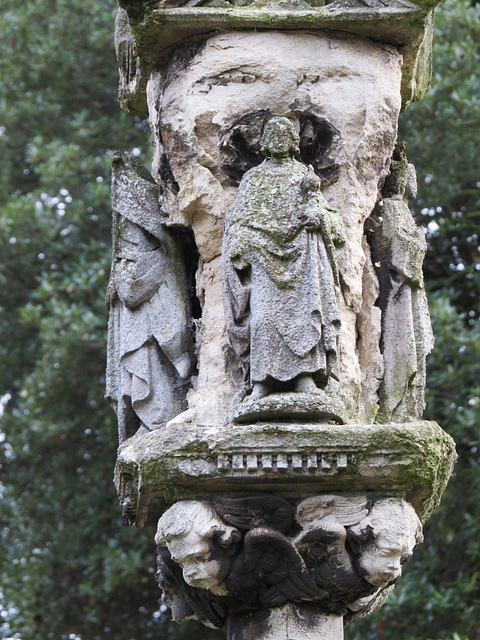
(226, 527), (325, 608)
(296, 495), (372, 528)
(292, 527), (376, 615)
(212, 496), (293, 534)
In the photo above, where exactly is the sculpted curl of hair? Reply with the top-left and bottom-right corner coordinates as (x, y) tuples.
(155, 501), (241, 548)
(348, 498), (423, 553)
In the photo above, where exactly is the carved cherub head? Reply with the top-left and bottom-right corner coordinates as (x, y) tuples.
(260, 116), (300, 159)
(155, 501), (241, 594)
(348, 498), (423, 587)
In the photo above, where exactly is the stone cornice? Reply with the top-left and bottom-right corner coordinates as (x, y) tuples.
(115, 0), (440, 112)
(115, 420), (456, 538)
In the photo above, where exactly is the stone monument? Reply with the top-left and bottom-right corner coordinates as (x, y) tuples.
(108, 1), (456, 637)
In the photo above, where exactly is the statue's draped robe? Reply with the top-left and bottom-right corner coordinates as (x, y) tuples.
(106, 155), (192, 441)
(223, 158), (341, 385)
(114, 233), (189, 428)
(380, 196), (434, 421)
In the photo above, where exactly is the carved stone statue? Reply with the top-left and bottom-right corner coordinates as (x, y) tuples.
(294, 495), (377, 614)
(156, 501), (241, 594)
(348, 497), (423, 588)
(109, 6), (457, 638)
(106, 153), (193, 442)
(369, 143), (434, 422)
(223, 117), (345, 401)
(156, 546), (227, 629)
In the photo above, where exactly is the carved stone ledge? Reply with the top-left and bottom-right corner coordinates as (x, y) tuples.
(216, 451), (351, 474)
(114, 420), (455, 538)
(116, 0), (438, 112)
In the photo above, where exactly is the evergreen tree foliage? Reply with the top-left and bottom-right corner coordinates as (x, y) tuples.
(0, 0), (478, 638)
(0, 1), (220, 638)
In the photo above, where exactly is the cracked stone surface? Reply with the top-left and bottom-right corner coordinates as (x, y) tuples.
(147, 31), (403, 426)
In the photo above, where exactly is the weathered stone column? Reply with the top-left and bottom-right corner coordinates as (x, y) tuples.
(108, 2), (456, 638)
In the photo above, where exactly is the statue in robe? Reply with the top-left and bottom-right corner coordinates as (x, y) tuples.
(370, 143), (434, 422)
(106, 152), (193, 443)
(223, 117), (345, 401)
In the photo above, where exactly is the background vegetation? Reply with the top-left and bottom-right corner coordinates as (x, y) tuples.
(0, 0), (478, 638)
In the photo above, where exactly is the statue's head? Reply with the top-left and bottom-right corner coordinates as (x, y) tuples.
(155, 501), (241, 592)
(260, 116), (300, 158)
(384, 143), (418, 201)
(117, 217), (159, 257)
(348, 498), (423, 587)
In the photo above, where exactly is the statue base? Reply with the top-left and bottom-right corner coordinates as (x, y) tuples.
(229, 391), (346, 425)
(114, 419), (455, 538)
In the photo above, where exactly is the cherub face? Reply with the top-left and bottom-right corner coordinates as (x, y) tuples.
(167, 530), (227, 590)
(156, 501), (239, 594)
(357, 531), (415, 587)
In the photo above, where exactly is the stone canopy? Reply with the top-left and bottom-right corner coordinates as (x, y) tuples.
(115, 0), (441, 112)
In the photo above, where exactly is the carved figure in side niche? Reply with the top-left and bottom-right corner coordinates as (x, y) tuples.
(155, 501), (241, 595)
(348, 498), (423, 589)
(106, 153), (193, 443)
(371, 143), (434, 422)
(223, 116), (345, 401)
(294, 495), (377, 613)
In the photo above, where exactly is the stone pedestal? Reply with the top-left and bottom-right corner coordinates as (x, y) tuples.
(115, 420), (455, 538)
(114, 419), (454, 632)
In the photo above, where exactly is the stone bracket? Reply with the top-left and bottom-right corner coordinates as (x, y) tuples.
(114, 420), (455, 538)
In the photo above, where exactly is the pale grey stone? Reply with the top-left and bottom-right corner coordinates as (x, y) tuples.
(109, 5), (454, 636)
(114, 419), (456, 539)
(114, 9), (141, 110)
(348, 497), (423, 587)
(229, 391), (346, 425)
(153, 493), (422, 625)
(296, 495), (370, 529)
(227, 605), (344, 640)
(106, 153), (193, 442)
(115, 0), (439, 112)
(223, 117), (345, 403)
(156, 501), (240, 595)
(147, 32), (403, 425)
(369, 145), (434, 423)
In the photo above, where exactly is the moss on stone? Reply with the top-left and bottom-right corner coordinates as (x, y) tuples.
(115, 420), (456, 538)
